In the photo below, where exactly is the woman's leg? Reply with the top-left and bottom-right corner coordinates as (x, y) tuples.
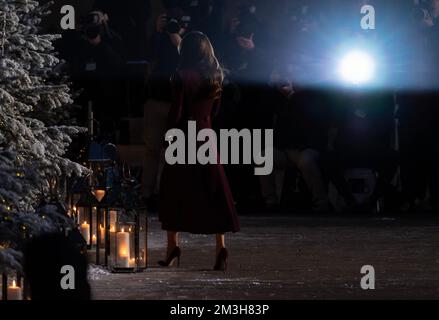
(216, 233), (225, 256)
(167, 231), (179, 257)
(214, 233), (229, 271)
(158, 231), (180, 267)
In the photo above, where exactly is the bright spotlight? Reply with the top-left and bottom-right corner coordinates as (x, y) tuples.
(338, 50), (375, 85)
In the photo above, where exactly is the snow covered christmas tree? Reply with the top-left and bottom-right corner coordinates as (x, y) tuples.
(0, 0), (87, 273)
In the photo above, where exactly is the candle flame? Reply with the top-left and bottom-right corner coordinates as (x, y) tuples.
(82, 221), (88, 226)
(110, 225), (116, 232)
(12, 280), (16, 288)
(121, 228), (125, 233)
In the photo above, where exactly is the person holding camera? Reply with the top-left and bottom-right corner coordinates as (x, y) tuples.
(93, 0), (151, 59)
(70, 11), (125, 141)
(142, 1), (189, 209)
(222, 4), (269, 82)
(81, 10), (125, 59)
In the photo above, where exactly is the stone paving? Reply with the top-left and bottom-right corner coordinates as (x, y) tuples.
(90, 214), (439, 300)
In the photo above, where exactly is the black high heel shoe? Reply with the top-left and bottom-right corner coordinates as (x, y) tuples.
(213, 248), (228, 272)
(158, 246), (181, 267)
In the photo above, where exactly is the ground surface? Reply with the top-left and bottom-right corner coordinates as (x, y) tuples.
(89, 214), (439, 300)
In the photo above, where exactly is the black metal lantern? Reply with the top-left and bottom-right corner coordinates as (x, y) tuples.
(66, 142), (147, 270)
(69, 178), (90, 224)
(102, 184), (148, 273)
(67, 142), (117, 264)
(135, 206), (148, 271)
(75, 190), (99, 250)
(76, 188), (115, 266)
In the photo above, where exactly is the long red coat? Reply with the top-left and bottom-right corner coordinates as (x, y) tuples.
(159, 69), (240, 234)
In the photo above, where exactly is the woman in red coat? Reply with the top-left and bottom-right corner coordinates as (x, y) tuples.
(158, 32), (240, 271)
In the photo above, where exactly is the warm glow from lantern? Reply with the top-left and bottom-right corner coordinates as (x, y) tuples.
(92, 189), (106, 202)
(7, 279), (23, 300)
(116, 229), (130, 268)
(80, 221), (90, 243)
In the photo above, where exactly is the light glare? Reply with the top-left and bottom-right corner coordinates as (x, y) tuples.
(338, 50), (375, 85)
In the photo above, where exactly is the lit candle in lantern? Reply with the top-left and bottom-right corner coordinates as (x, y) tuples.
(109, 224), (116, 266)
(99, 224), (105, 246)
(119, 249), (129, 268)
(116, 228), (130, 268)
(71, 205), (77, 218)
(92, 234), (97, 245)
(80, 221), (90, 244)
(7, 280), (23, 301)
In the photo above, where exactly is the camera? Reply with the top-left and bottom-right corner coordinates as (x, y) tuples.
(412, 7), (430, 21)
(165, 15), (191, 34)
(412, 0), (431, 22)
(81, 11), (108, 39)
